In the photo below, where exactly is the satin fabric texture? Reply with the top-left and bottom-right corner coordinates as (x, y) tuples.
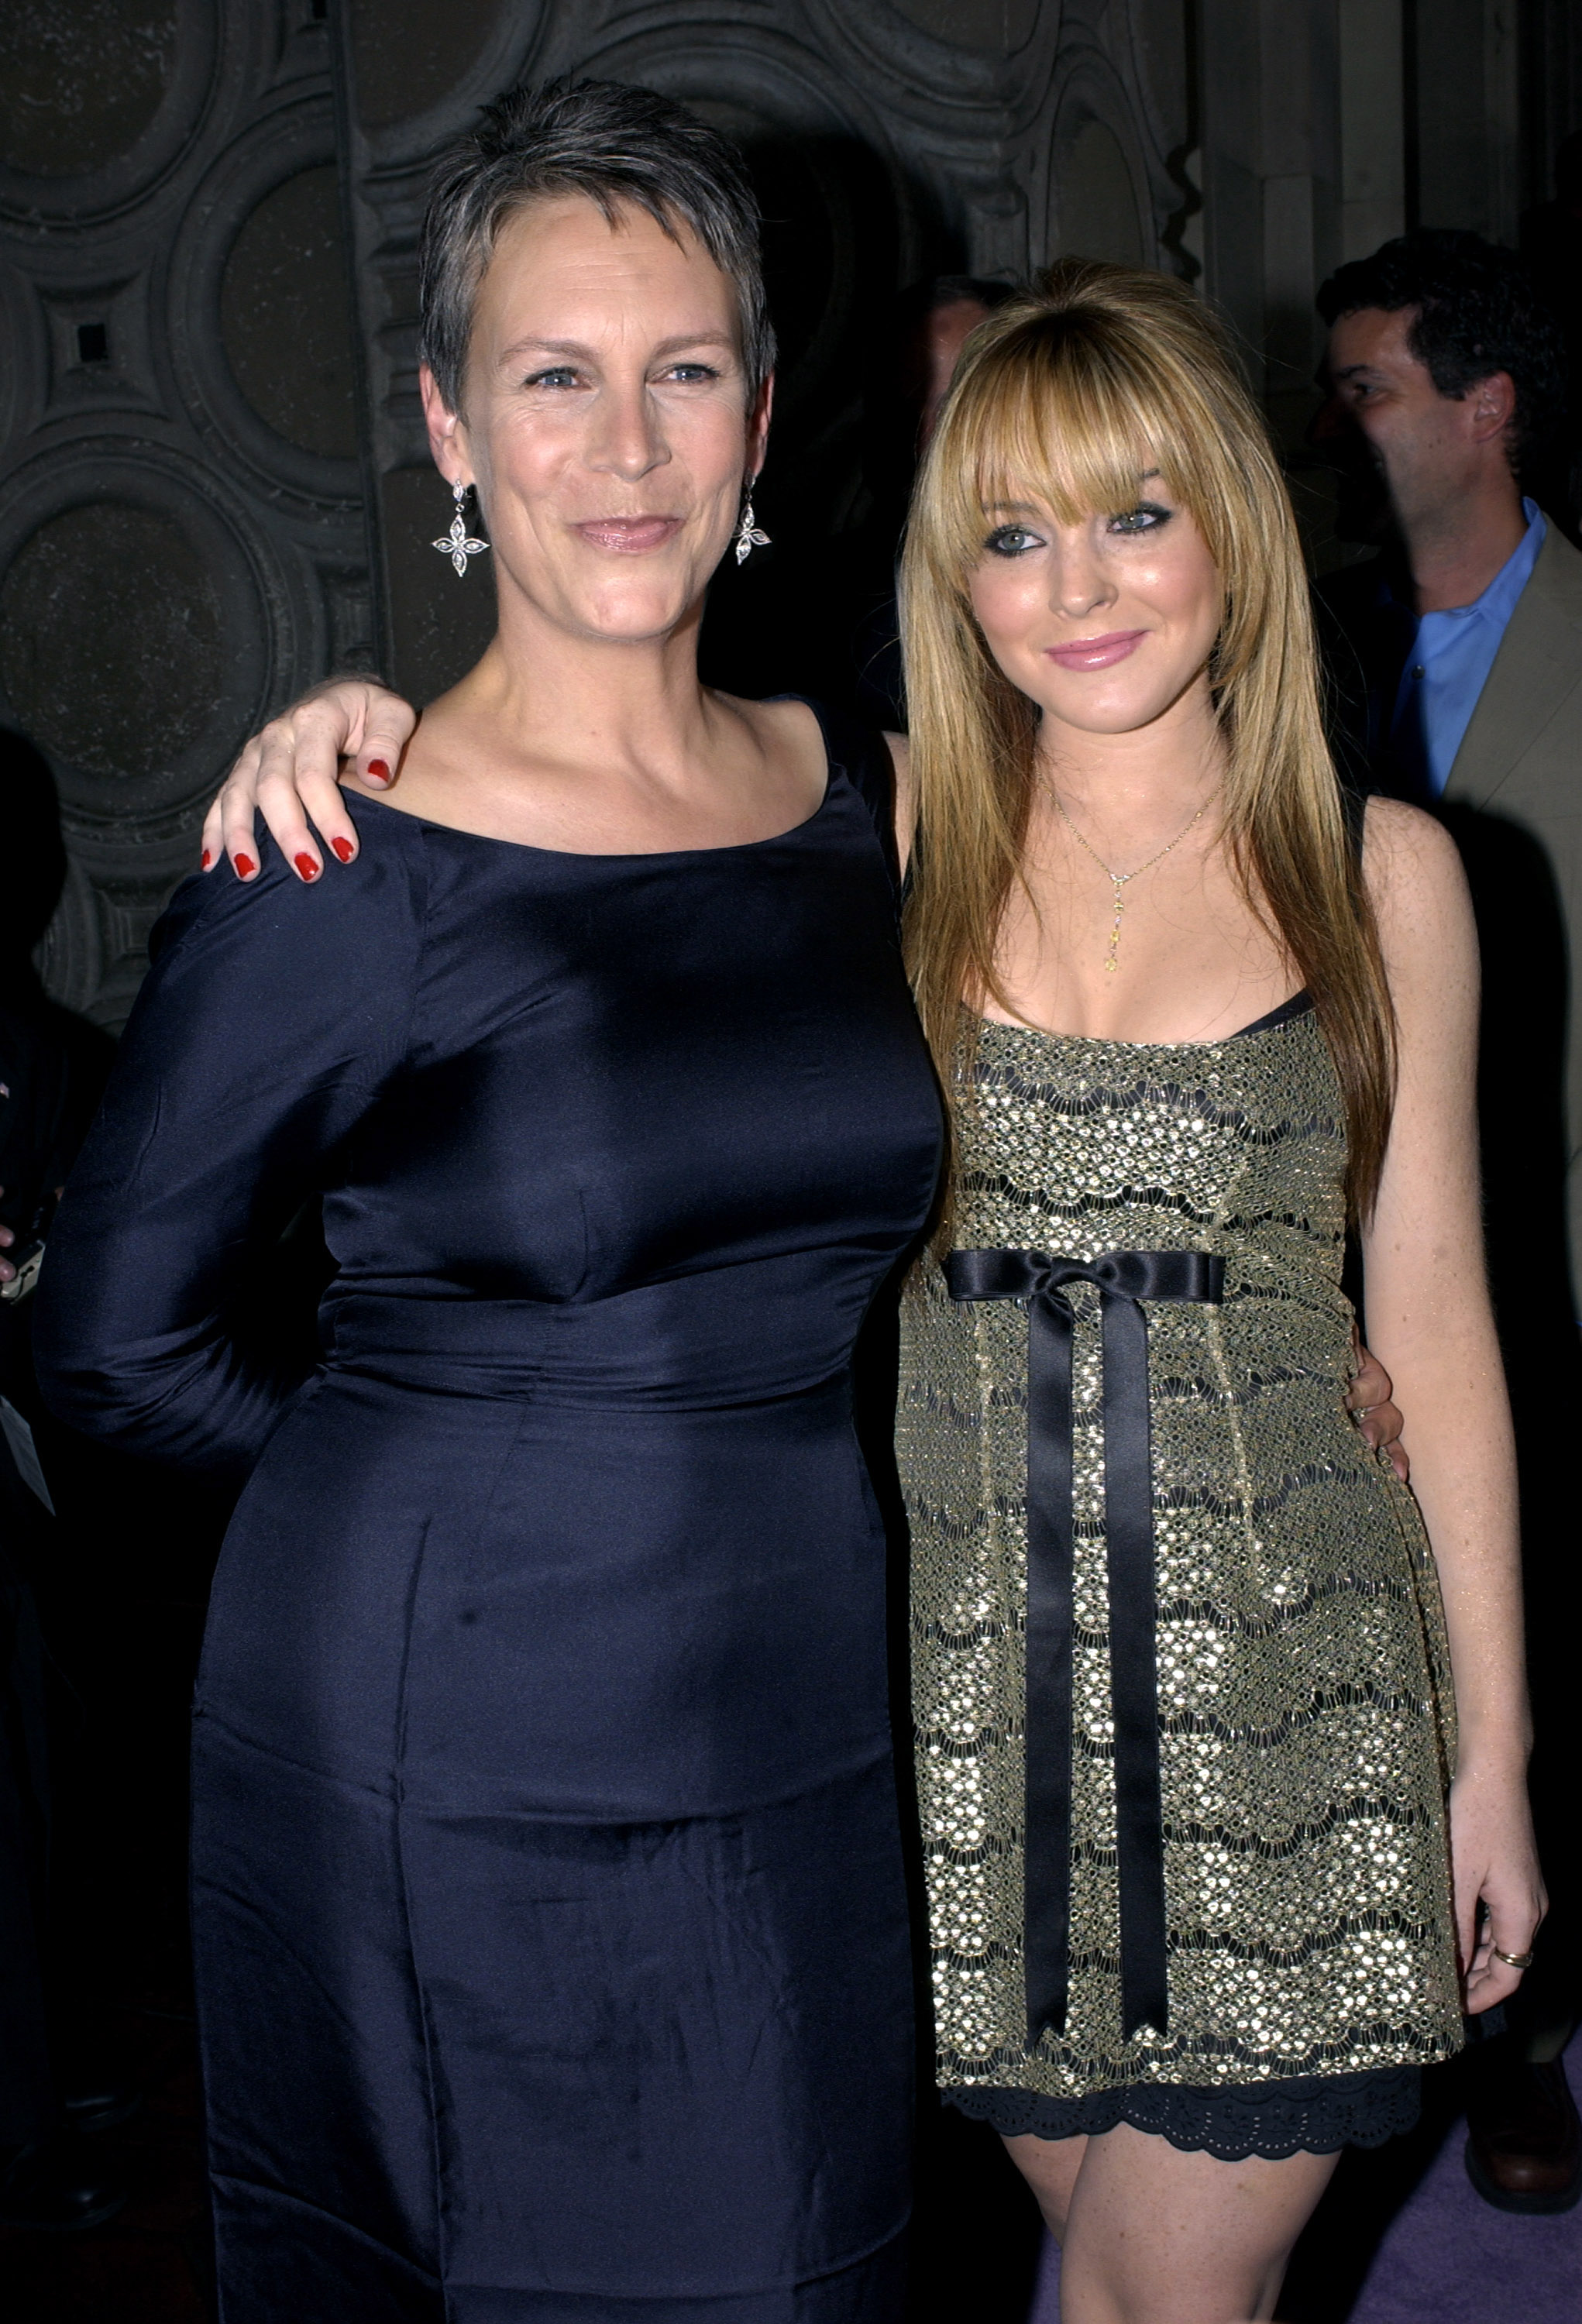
(37, 705), (943, 2322)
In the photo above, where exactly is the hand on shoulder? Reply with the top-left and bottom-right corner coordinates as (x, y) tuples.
(201, 676), (417, 885)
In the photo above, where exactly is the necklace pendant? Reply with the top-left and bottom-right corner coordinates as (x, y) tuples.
(1051, 786), (1214, 977)
(1106, 882), (1126, 973)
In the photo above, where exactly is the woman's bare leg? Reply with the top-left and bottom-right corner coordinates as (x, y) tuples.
(1006, 2121), (1340, 2323)
(1003, 2130), (1088, 2238)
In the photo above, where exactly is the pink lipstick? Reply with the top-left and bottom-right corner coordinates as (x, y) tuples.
(1044, 629), (1147, 671)
(574, 517), (680, 552)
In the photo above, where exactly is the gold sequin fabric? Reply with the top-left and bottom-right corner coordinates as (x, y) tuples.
(896, 1007), (1463, 2096)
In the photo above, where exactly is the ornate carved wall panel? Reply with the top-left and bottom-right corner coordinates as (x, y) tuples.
(12, 1), (1522, 1028)
(1412, 0), (1521, 245)
(0, 2), (372, 1030)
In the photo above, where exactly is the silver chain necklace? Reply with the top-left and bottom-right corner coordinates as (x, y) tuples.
(1048, 788), (1210, 975)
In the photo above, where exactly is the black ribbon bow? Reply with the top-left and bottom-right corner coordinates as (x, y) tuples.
(945, 1245), (1224, 2044)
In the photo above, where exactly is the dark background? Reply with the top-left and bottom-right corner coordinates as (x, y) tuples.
(0, 5), (1579, 2318)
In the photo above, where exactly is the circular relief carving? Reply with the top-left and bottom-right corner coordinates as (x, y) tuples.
(167, 103), (363, 504)
(0, 503), (223, 782)
(0, 0), (175, 177)
(0, 453), (280, 832)
(220, 163), (358, 461)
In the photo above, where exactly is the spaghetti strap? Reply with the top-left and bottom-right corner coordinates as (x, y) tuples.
(1233, 990), (1314, 1039)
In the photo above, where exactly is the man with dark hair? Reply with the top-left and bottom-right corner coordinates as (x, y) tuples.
(1315, 229), (1570, 801)
(1313, 228), (1582, 2219)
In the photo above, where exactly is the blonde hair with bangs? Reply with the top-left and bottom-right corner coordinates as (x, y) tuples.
(900, 257), (1395, 1222)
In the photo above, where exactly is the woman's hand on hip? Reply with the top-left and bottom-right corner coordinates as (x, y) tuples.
(1450, 1759), (1546, 2013)
(201, 678), (417, 882)
(1346, 1334), (1408, 1481)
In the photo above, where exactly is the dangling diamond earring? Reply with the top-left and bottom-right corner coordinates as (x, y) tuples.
(432, 479), (489, 577)
(734, 486), (770, 566)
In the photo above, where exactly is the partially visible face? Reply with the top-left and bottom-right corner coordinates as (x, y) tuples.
(425, 194), (769, 645)
(913, 298), (991, 451)
(966, 473), (1223, 741)
(1320, 305), (1492, 522)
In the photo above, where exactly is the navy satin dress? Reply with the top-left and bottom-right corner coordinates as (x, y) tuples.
(36, 707), (943, 2322)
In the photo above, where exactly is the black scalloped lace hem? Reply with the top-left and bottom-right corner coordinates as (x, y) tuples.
(944, 2064), (1421, 2161)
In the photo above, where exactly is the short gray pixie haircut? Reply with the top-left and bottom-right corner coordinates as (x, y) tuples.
(419, 77), (776, 413)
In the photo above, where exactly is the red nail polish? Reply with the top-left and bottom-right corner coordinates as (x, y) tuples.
(235, 853), (256, 879)
(366, 758), (390, 782)
(331, 836), (354, 864)
(201, 848), (212, 869)
(294, 853), (320, 881)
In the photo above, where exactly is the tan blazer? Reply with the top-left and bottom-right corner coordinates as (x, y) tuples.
(1443, 520), (1582, 1290)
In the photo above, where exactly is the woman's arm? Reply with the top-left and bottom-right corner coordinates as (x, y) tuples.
(202, 678), (418, 883)
(883, 730), (916, 878)
(1359, 796), (1544, 2010)
(35, 813), (420, 1478)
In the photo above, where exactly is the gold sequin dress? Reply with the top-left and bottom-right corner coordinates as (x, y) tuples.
(896, 999), (1463, 2130)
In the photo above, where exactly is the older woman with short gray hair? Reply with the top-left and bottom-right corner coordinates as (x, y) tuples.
(38, 79), (941, 2321)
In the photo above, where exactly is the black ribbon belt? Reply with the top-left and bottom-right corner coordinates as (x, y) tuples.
(945, 1246), (1224, 2044)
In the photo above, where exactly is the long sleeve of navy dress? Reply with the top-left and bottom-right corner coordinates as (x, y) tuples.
(35, 706), (943, 2324)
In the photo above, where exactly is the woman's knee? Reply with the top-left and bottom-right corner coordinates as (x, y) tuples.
(1056, 2128), (1337, 2324)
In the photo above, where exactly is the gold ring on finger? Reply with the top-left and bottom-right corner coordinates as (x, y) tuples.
(1491, 1946), (1535, 1970)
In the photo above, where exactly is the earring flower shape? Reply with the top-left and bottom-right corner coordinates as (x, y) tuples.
(734, 495), (770, 566)
(433, 482), (489, 576)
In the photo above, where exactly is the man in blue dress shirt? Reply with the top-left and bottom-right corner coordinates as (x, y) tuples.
(1314, 229), (1582, 2221)
(1388, 492), (1546, 798)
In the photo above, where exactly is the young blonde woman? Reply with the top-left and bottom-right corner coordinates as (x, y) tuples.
(892, 261), (1542, 2320)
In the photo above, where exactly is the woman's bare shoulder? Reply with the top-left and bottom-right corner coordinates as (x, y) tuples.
(1360, 794), (1470, 928)
(1360, 792), (1462, 872)
(1359, 795), (1477, 1028)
